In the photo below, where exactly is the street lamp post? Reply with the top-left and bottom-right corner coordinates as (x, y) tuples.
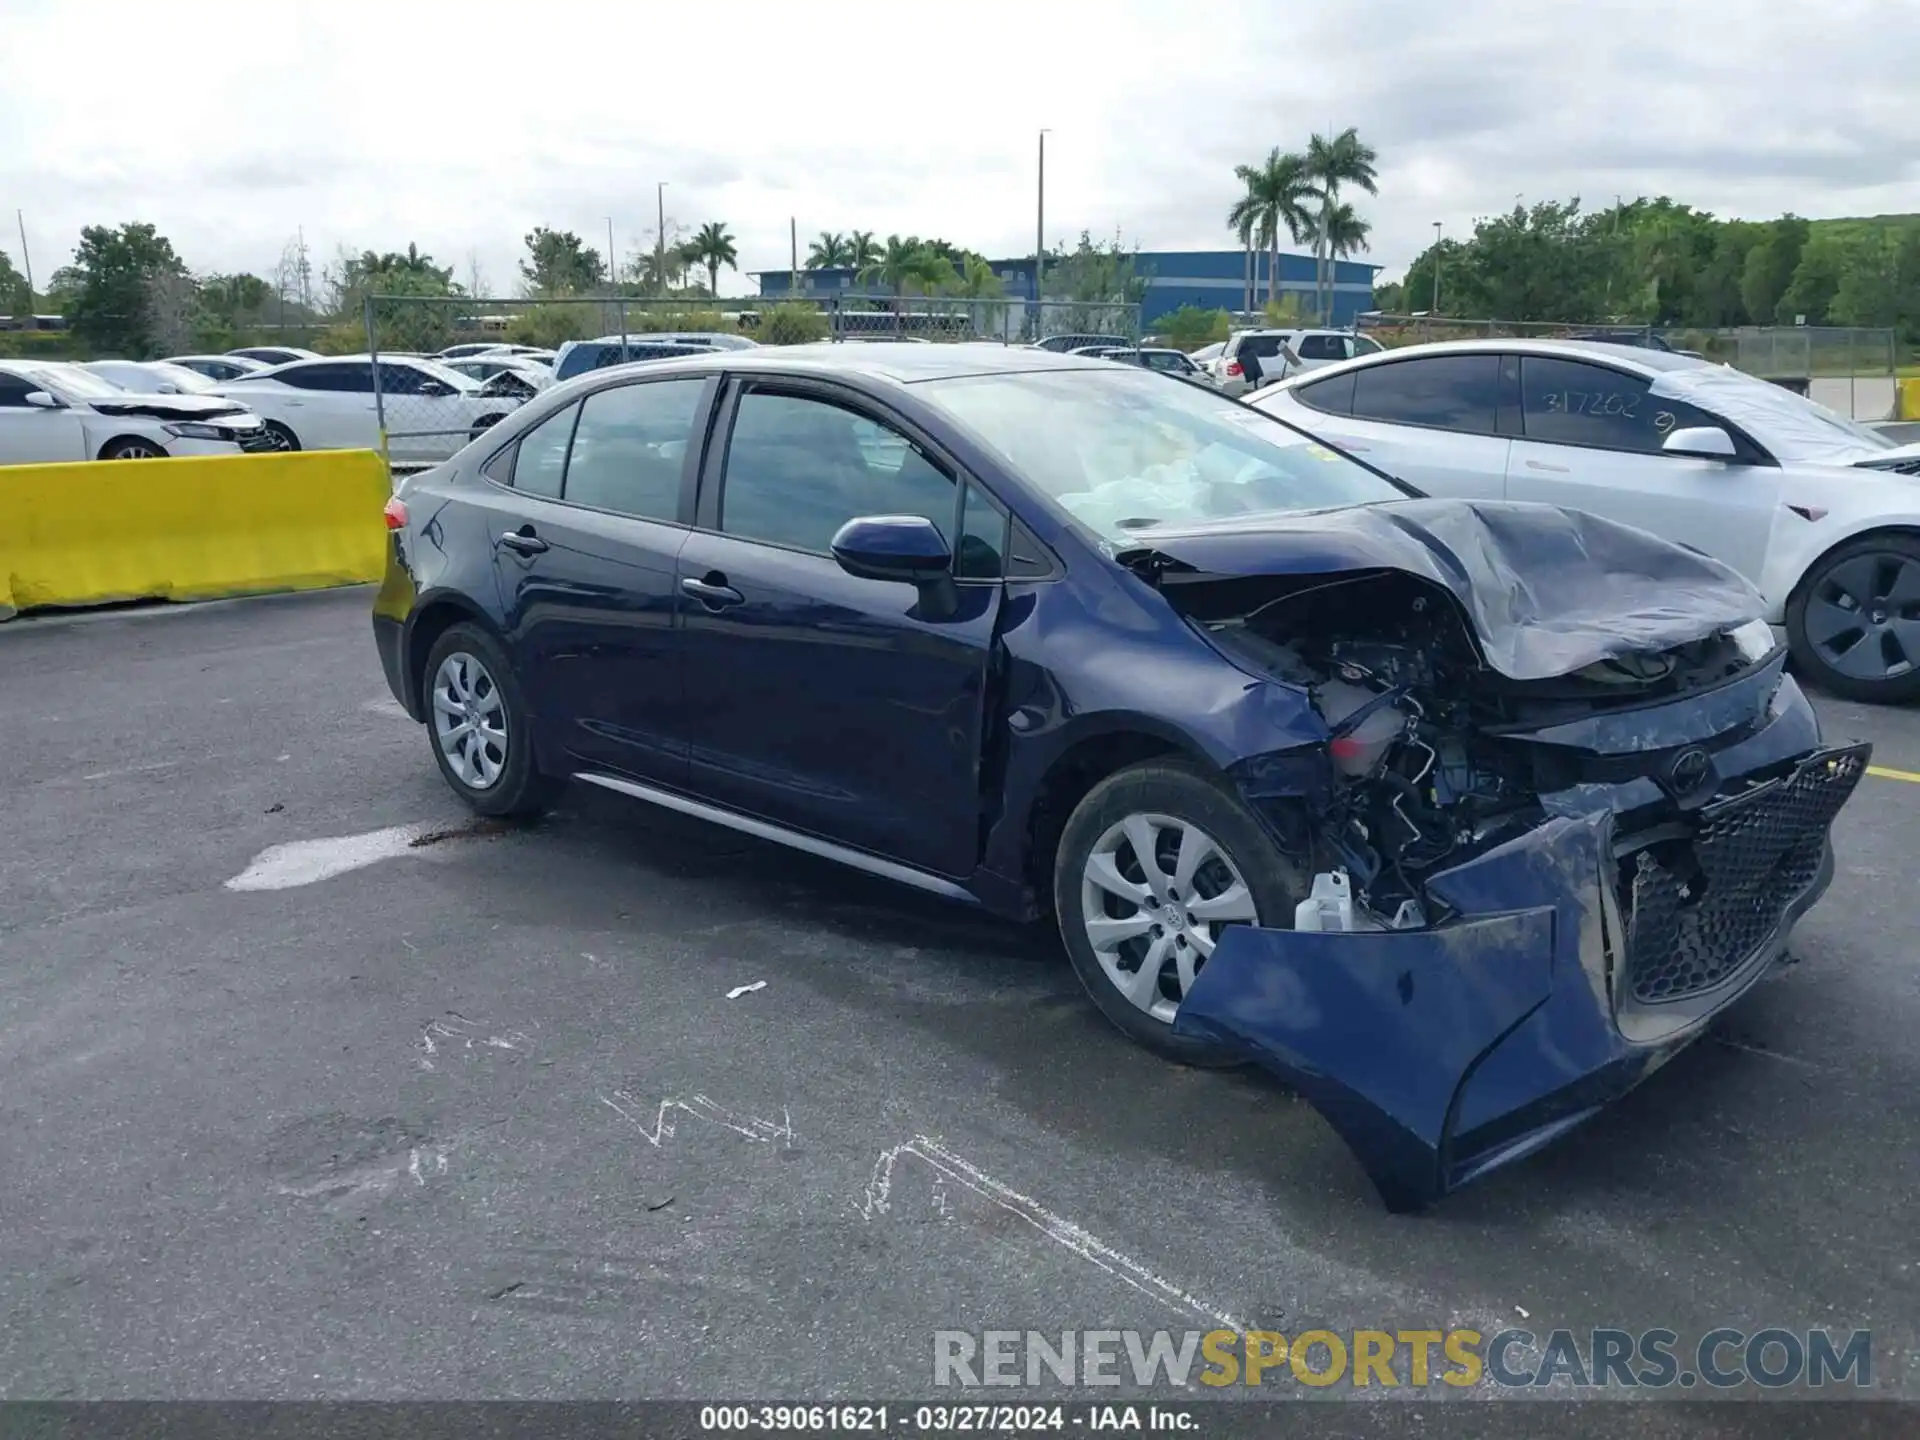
(1034, 129), (1050, 337)
(1431, 221), (1442, 315)
(656, 182), (669, 298)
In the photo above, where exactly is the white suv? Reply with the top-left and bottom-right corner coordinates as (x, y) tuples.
(1211, 328), (1384, 396)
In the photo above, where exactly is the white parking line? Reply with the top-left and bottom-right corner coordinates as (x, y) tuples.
(225, 823), (431, 891)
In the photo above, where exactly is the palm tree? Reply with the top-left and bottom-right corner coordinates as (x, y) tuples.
(686, 222), (739, 299)
(847, 230), (881, 276)
(1304, 127), (1379, 323)
(1307, 201), (1372, 267)
(1226, 192), (1271, 314)
(951, 253), (1005, 299)
(1229, 149), (1315, 309)
(807, 231), (853, 270)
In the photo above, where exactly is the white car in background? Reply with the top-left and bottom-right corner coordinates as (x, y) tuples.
(0, 360), (270, 464)
(1210, 327), (1383, 395)
(1251, 337), (1920, 704)
(83, 360), (221, 394)
(165, 353), (272, 383)
(210, 354), (527, 462)
(439, 353), (556, 401)
(226, 344), (321, 367)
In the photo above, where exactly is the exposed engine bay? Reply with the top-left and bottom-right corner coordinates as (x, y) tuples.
(1198, 568), (1772, 925)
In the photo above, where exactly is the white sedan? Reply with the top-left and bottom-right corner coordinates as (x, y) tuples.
(1251, 338), (1920, 704)
(0, 360), (270, 464)
(209, 354), (527, 463)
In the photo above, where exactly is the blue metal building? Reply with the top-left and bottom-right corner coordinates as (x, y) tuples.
(754, 249), (1380, 327)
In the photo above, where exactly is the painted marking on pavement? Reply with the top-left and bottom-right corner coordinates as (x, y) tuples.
(599, 1092), (796, 1150)
(860, 1135), (1244, 1331)
(225, 822), (431, 891)
(1868, 764), (1920, 785)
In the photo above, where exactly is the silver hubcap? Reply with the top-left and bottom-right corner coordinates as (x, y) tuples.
(114, 443), (161, 459)
(431, 651), (507, 789)
(1080, 813), (1259, 1023)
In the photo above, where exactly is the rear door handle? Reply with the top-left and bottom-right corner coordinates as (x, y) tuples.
(1524, 459), (1570, 473)
(681, 575), (744, 608)
(499, 529), (548, 555)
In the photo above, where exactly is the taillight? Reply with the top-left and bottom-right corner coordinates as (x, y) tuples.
(383, 497), (408, 531)
(1225, 361), (1242, 377)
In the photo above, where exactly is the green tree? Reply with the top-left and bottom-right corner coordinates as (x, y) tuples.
(806, 231), (853, 269)
(686, 222), (739, 298)
(0, 248), (29, 315)
(1154, 305), (1232, 349)
(62, 222), (192, 357)
(1229, 148), (1314, 307)
(860, 235), (941, 297)
(950, 253), (1005, 299)
(846, 230), (882, 274)
(1307, 200), (1371, 270)
(1740, 216), (1810, 326)
(519, 227), (605, 296)
(1777, 234), (1845, 325)
(1304, 127), (1378, 323)
(1045, 230), (1149, 306)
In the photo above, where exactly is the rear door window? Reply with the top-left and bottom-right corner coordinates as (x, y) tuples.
(509, 403), (577, 499)
(562, 378), (705, 520)
(1518, 355), (1724, 454)
(1297, 334), (1346, 361)
(1350, 355), (1500, 434)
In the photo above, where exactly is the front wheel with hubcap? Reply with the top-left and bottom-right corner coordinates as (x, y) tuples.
(101, 437), (166, 460)
(1787, 533), (1920, 704)
(421, 622), (559, 818)
(1054, 760), (1305, 1065)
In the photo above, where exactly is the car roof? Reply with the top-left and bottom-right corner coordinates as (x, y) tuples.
(1281, 336), (1707, 378)
(582, 341), (1124, 386)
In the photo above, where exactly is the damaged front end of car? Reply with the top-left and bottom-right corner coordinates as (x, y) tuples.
(1123, 500), (1870, 1211)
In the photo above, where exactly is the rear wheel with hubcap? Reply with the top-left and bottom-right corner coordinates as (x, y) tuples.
(421, 622), (559, 818)
(1787, 533), (1920, 703)
(1053, 760), (1305, 1065)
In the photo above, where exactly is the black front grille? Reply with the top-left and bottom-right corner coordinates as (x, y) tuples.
(1623, 746), (1868, 1004)
(235, 428), (278, 453)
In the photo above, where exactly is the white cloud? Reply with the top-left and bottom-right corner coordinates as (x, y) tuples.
(3, 0), (1916, 293)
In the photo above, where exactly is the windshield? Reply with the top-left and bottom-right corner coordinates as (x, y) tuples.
(1652, 365), (1896, 459)
(26, 364), (123, 399)
(923, 367), (1408, 542)
(408, 358), (482, 392)
(144, 363), (216, 392)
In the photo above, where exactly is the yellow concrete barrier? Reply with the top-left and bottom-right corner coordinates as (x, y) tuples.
(1900, 377), (1920, 421)
(0, 449), (390, 621)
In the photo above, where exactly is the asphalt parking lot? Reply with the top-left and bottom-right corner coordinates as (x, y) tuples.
(2, 585), (1918, 1402)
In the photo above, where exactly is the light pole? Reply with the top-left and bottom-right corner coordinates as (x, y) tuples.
(606, 216), (617, 286)
(609, 216), (626, 347)
(1034, 129), (1050, 333)
(656, 182), (669, 298)
(1431, 221), (1442, 315)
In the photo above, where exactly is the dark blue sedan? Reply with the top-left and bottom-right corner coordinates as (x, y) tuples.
(372, 343), (1868, 1210)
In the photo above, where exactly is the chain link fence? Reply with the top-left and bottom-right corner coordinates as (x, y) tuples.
(361, 293), (1142, 463)
(1354, 314), (1900, 418)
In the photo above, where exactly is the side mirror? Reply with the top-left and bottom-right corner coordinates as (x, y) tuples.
(1662, 425), (1738, 460)
(418, 380), (455, 397)
(830, 514), (952, 584)
(23, 391), (62, 409)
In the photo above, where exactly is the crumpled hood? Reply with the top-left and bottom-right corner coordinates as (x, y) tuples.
(87, 393), (251, 421)
(1115, 498), (1765, 682)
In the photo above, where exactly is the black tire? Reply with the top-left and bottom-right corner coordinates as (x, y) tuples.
(1786, 532), (1920, 705)
(100, 437), (166, 460)
(1053, 759), (1306, 1066)
(420, 622), (559, 819)
(263, 421), (300, 452)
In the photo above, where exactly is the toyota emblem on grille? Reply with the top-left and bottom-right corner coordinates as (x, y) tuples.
(1669, 747), (1712, 793)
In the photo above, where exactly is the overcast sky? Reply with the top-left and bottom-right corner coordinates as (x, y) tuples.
(3, 0), (1916, 298)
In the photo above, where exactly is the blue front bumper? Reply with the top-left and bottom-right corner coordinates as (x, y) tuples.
(1174, 738), (1870, 1213)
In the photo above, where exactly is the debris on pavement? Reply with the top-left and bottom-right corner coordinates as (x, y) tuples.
(725, 981), (767, 999)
